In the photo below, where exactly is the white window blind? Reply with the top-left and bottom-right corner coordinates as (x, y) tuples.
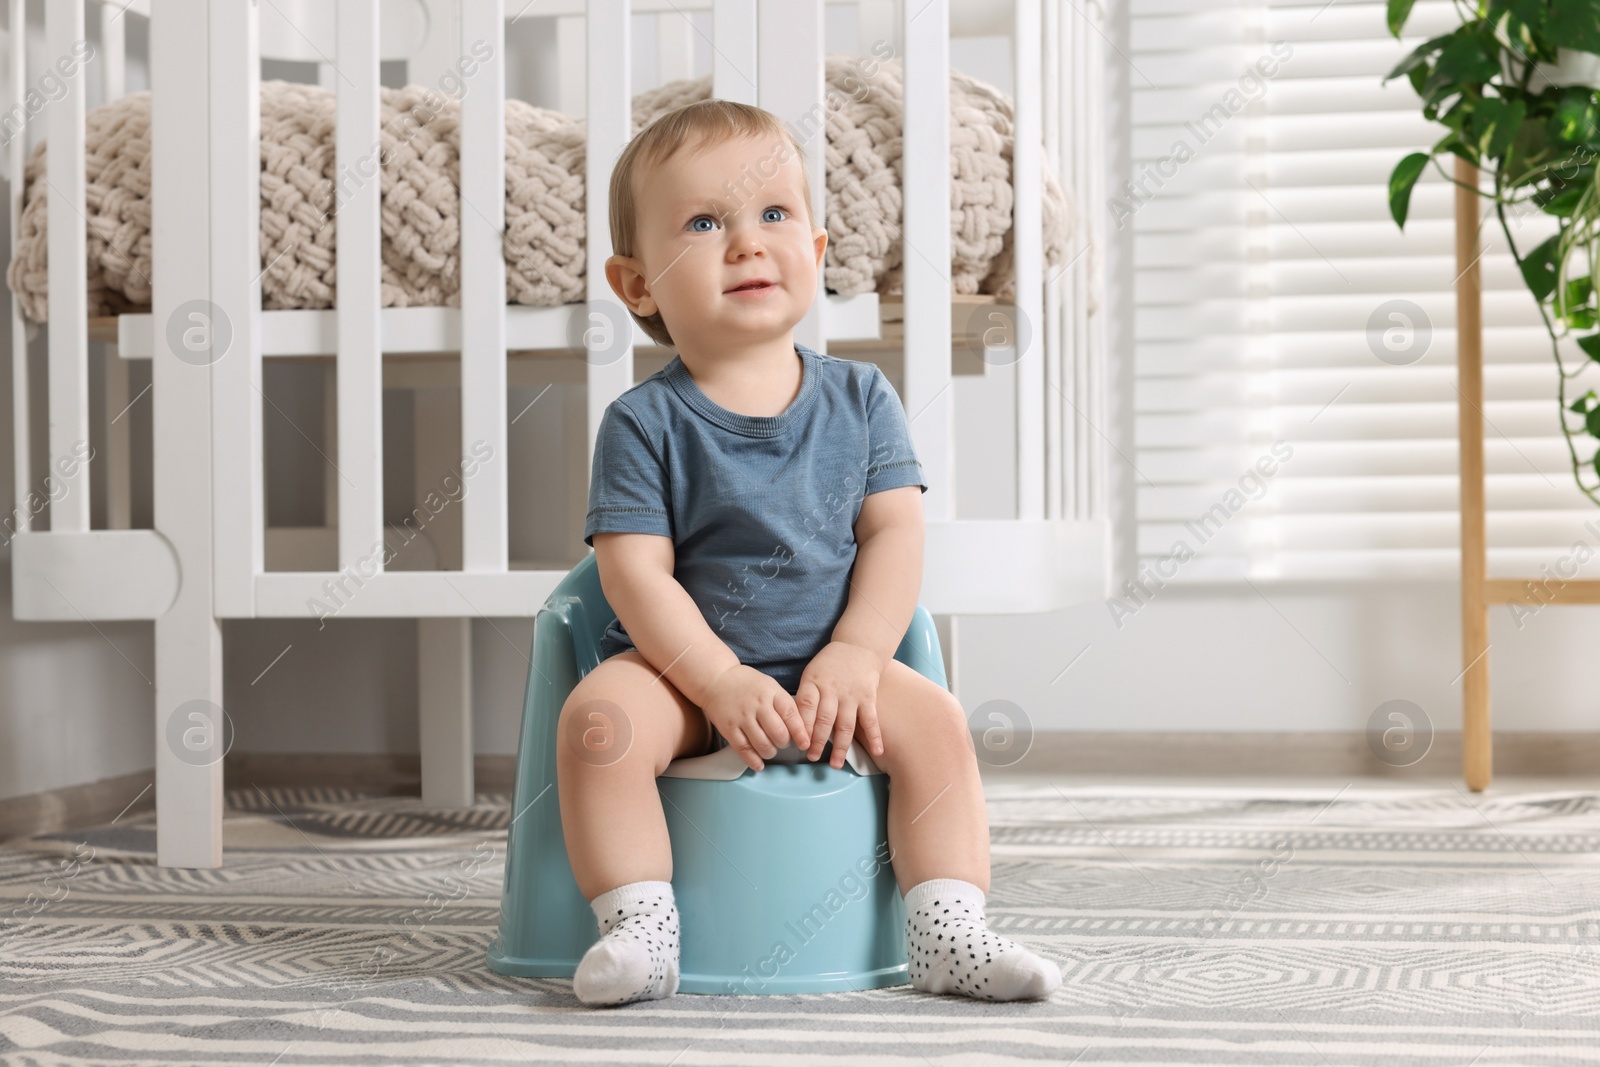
(1129, 0), (1600, 582)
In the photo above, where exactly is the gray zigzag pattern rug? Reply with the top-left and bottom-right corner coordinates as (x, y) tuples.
(1, 783), (1598, 1065)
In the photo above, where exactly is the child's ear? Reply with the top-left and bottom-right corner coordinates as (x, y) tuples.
(605, 254), (658, 318)
(812, 226), (828, 269)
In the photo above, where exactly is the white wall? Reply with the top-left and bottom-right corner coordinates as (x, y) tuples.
(962, 575), (1600, 740)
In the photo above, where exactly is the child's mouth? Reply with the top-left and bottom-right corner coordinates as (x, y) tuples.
(726, 280), (776, 296)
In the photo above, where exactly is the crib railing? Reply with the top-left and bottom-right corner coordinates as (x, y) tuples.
(4, 0), (1109, 867)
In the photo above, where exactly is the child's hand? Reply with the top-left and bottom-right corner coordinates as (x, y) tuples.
(701, 664), (811, 773)
(796, 642), (885, 769)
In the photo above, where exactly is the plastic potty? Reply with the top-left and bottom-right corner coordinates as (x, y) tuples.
(485, 550), (949, 993)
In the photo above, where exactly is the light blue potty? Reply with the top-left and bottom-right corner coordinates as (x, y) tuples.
(486, 550), (949, 994)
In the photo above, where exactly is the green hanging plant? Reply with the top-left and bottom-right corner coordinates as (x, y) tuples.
(1385, 0), (1600, 505)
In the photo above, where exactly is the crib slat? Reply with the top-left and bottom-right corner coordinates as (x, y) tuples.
(1043, 0), (1060, 524)
(9, 0), (28, 535)
(1046, 261), (1062, 523)
(1060, 4), (1081, 523)
(46, 0), (88, 532)
(712, 0), (755, 104)
(901, 0), (951, 522)
(757, 0), (823, 352)
(585, 0), (631, 483)
(1076, 11), (1096, 524)
(1013, 0), (1043, 523)
(1087, 4), (1108, 526)
(460, 0), (507, 572)
(336, 0), (384, 571)
(211, 0), (263, 614)
(1069, 11), (1086, 524)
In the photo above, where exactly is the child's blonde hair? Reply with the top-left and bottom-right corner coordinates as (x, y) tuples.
(608, 99), (815, 348)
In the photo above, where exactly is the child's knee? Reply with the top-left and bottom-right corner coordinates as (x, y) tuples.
(558, 688), (641, 771)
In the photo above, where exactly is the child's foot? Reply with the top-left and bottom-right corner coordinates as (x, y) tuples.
(904, 878), (1062, 1001)
(573, 879), (680, 1006)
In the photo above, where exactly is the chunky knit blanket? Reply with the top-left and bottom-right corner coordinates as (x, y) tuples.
(7, 57), (1077, 324)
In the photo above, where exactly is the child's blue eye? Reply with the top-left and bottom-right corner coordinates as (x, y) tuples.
(686, 207), (788, 232)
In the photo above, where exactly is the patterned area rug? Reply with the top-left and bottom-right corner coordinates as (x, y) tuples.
(1, 782), (1598, 1065)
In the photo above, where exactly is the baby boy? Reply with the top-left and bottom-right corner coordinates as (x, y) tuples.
(559, 98), (1063, 1007)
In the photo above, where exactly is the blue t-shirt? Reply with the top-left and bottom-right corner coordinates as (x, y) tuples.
(582, 341), (928, 694)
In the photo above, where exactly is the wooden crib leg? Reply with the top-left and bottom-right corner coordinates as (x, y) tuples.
(151, 0), (222, 868)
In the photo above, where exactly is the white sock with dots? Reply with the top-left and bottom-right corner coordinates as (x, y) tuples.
(572, 880), (680, 1006)
(904, 878), (1062, 1001)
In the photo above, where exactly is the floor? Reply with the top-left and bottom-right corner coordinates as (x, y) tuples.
(0, 772), (1596, 1065)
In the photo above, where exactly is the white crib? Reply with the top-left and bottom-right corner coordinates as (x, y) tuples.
(4, 0), (1109, 868)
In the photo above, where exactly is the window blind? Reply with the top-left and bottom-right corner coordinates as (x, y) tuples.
(1128, 0), (1600, 584)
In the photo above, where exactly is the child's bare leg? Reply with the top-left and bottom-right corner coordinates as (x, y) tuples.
(867, 668), (990, 896)
(869, 660), (1062, 1002)
(556, 649), (711, 1005)
(557, 649), (712, 899)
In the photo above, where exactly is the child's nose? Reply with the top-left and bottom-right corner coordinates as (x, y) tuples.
(728, 225), (766, 256)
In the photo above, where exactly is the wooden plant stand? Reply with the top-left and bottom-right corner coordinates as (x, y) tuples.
(1454, 157), (1600, 792)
